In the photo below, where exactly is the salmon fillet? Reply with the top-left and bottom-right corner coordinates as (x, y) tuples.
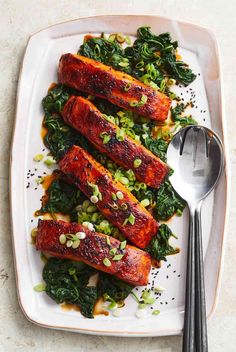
(36, 219), (151, 286)
(58, 53), (171, 121)
(62, 96), (170, 188)
(59, 145), (159, 248)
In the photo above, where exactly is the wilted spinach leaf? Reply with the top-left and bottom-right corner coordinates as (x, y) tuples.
(39, 177), (83, 221)
(98, 273), (133, 302)
(155, 180), (186, 221)
(43, 258), (98, 318)
(146, 224), (179, 262)
(171, 103), (197, 126)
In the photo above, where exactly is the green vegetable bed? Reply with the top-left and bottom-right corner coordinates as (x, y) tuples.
(36, 26), (197, 318)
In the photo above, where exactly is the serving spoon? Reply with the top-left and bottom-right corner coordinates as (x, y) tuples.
(166, 125), (224, 352)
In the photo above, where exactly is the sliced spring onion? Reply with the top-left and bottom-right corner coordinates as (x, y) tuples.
(112, 254), (124, 261)
(108, 302), (118, 310)
(141, 199), (150, 207)
(152, 310), (160, 316)
(76, 232), (86, 240)
(124, 83), (132, 91)
(135, 309), (147, 319)
(59, 234), (67, 244)
(103, 258), (111, 267)
(116, 129), (125, 142)
(118, 61), (129, 68)
(113, 309), (121, 317)
(34, 283), (46, 292)
(120, 240), (127, 250)
(90, 195), (99, 204)
(136, 61), (144, 69)
(138, 303), (147, 309)
(116, 33), (125, 43)
(120, 203), (128, 210)
(99, 132), (111, 144)
(116, 191), (124, 200)
(125, 35), (131, 45)
(31, 228), (38, 239)
(106, 236), (111, 246)
(87, 205), (97, 213)
(109, 247), (117, 256)
(139, 94), (147, 105)
(108, 34), (116, 42)
(72, 239), (80, 249)
(133, 158), (142, 168)
(129, 213), (135, 225)
(100, 220), (110, 231)
(44, 156), (56, 166)
(111, 193), (117, 200)
(66, 240), (73, 248)
(119, 176), (129, 185)
(33, 154), (44, 162)
(167, 78), (176, 87)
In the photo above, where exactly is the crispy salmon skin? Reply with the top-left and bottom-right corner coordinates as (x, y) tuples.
(58, 54), (171, 121)
(59, 145), (159, 248)
(36, 219), (151, 286)
(62, 96), (170, 188)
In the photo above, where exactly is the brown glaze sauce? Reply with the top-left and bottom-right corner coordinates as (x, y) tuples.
(41, 126), (48, 140)
(61, 298), (109, 316)
(48, 82), (57, 92)
(42, 174), (56, 190)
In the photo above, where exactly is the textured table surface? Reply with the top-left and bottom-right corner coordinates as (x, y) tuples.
(1, 0), (235, 351)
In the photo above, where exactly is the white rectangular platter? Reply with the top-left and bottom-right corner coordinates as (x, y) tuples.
(10, 15), (229, 336)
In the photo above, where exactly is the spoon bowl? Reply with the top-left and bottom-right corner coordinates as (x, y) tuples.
(167, 125), (224, 205)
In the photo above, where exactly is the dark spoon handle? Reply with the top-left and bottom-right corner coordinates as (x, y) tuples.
(182, 206), (196, 352)
(195, 202), (208, 351)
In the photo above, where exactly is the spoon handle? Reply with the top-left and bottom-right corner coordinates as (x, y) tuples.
(195, 202), (208, 351)
(182, 206), (196, 352)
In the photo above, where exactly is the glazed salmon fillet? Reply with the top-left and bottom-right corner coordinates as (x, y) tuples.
(58, 53), (171, 121)
(62, 96), (170, 188)
(59, 145), (159, 248)
(36, 219), (151, 286)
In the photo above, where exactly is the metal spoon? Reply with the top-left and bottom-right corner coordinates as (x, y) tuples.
(166, 125), (224, 352)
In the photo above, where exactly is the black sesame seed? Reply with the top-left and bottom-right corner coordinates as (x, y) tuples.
(160, 302), (163, 305)
(165, 302), (168, 305)
(166, 275), (169, 279)
(173, 270), (176, 273)
(178, 274), (181, 277)
(172, 298), (175, 300)
(31, 219), (33, 223)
